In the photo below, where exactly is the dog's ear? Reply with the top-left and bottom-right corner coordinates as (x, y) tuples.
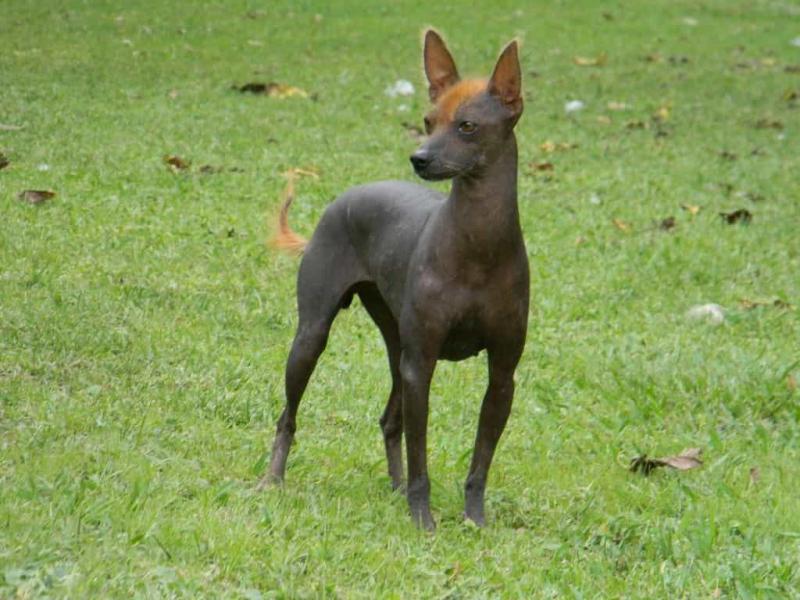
(488, 40), (523, 118)
(423, 29), (460, 103)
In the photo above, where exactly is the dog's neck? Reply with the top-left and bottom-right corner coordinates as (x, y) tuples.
(442, 134), (521, 257)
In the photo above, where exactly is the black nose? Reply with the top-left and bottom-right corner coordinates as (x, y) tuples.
(410, 151), (431, 171)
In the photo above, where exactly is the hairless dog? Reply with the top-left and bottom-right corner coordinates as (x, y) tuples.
(263, 30), (529, 530)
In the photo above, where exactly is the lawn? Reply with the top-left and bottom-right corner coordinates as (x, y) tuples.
(1, 0), (799, 597)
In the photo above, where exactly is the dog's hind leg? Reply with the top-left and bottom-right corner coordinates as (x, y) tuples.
(357, 283), (404, 490)
(261, 234), (366, 487)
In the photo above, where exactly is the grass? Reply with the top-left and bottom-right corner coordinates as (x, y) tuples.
(1, 0), (799, 596)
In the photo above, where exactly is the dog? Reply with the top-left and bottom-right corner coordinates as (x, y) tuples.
(263, 30), (529, 530)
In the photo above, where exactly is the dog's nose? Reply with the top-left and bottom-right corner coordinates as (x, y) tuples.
(410, 151), (431, 171)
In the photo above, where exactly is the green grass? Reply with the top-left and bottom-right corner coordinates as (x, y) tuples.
(2, 0), (799, 596)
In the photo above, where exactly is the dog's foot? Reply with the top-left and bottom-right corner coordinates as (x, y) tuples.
(463, 511), (486, 528)
(255, 473), (283, 492)
(410, 508), (436, 531)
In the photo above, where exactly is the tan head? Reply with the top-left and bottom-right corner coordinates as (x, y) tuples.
(410, 30), (523, 180)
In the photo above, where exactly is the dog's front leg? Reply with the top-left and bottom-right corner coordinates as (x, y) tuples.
(399, 346), (437, 530)
(464, 347), (521, 526)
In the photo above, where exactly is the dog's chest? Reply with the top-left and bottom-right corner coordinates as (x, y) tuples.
(439, 317), (486, 361)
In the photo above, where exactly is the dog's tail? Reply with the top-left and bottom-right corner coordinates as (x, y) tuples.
(269, 172), (308, 256)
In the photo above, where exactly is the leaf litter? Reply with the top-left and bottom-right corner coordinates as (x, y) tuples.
(630, 448), (703, 475)
(18, 190), (56, 205)
(234, 82), (310, 99)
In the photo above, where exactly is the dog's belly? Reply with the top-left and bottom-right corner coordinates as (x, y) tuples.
(439, 322), (486, 361)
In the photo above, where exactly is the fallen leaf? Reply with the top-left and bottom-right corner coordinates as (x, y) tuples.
(198, 164), (222, 174)
(575, 235), (588, 245)
(18, 189), (56, 205)
(607, 101), (630, 111)
(168, 89), (179, 99)
(164, 155), (190, 171)
(612, 218), (631, 232)
(630, 448), (703, 475)
(749, 467), (760, 484)
(573, 53), (608, 67)
(539, 140), (577, 153)
(0, 153), (9, 170)
(719, 208), (752, 224)
(0, 123), (24, 131)
(235, 82), (309, 98)
(788, 374), (797, 392)
(760, 57), (777, 67)
(755, 118), (783, 130)
(602, 12), (614, 21)
(565, 100), (586, 113)
(659, 216), (676, 231)
(596, 115), (612, 125)
(530, 161), (554, 171)
(739, 298), (794, 311)
(741, 191), (765, 203)
(625, 120), (648, 129)
(652, 105), (670, 122)
(644, 53), (663, 63)
(681, 204), (701, 216)
(282, 166), (319, 180)
(783, 90), (799, 103)
(668, 56), (690, 65)
(719, 150), (737, 161)
(785, 65), (800, 74)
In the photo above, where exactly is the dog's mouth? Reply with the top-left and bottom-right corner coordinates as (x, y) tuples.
(413, 160), (466, 181)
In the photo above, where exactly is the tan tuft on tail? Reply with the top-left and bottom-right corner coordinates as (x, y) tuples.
(269, 174), (308, 256)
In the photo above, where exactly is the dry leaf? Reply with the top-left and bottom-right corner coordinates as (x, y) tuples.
(659, 216), (676, 231)
(630, 448), (703, 475)
(668, 56), (690, 65)
(681, 204), (701, 216)
(644, 53), (663, 63)
(652, 105), (670, 122)
(784, 90), (799, 102)
(199, 164), (222, 174)
(625, 120), (648, 130)
(530, 161), (554, 171)
(739, 298), (794, 311)
(755, 118), (783, 130)
(788, 374), (797, 392)
(612, 218), (631, 232)
(607, 101), (629, 111)
(573, 53), (608, 67)
(749, 467), (760, 484)
(719, 208), (752, 224)
(596, 115), (612, 125)
(785, 65), (800, 74)
(539, 140), (577, 153)
(719, 150), (737, 161)
(0, 153), (9, 170)
(282, 166), (319, 180)
(236, 82), (309, 99)
(164, 155), (190, 171)
(18, 189), (56, 205)
(0, 123), (24, 131)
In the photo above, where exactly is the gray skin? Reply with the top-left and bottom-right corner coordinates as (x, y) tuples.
(264, 34), (529, 530)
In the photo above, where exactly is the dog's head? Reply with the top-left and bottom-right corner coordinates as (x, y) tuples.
(410, 30), (523, 181)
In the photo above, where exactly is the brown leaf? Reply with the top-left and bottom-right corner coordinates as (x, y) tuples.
(530, 161), (554, 171)
(612, 218), (631, 232)
(755, 118), (783, 130)
(659, 216), (676, 231)
(236, 82), (309, 98)
(788, 374), (798, 393)
(164, 155), (190, 171)
(749, 467), (760, 484)
(540, 140), (577, 153)
(785, 65), (800, 74)
(630, 448), (703, 475)
(719, 208), (752, 224)
(18, 189), (56, 205)
(644, 53), (663, 63)
(573, 53), (608, 67)
(784, 90), (799, 102)
(681, 204), (701, 216)
(625, 120), (648, 130)
(0, 153), (9, 170)
(199, 164), (222, 174)
(596, 115), (612, 125)
(739, 298), (794, 311)
(719, 150), (737, 161)
(607, 101), (630, 111)
(652, 105), (670, 122)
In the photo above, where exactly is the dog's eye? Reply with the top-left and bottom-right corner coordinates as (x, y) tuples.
(458, 121), (477, 134)
(423, 116), (433, 134)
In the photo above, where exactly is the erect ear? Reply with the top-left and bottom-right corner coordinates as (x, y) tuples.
(488, 40), (523, 118)
(423, 29), (460, 103)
